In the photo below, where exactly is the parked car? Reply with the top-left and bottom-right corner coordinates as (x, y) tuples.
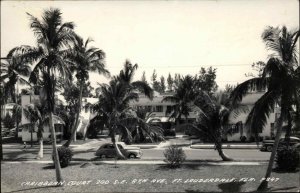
(95, 142), (142, 159)
(260, 136), (300, 152)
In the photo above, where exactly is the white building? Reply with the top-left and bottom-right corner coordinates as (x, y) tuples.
(226, 91), (283, 141)
(20, 95), (65, 142)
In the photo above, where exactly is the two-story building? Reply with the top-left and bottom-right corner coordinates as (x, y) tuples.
(226, 91), (283, 141)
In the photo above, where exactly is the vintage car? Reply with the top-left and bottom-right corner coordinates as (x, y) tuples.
(95, 142), (142, 159)
(260, 136), (300, 152)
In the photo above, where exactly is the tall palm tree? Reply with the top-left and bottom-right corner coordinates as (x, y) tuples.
(63, 36), (109, 147)
(15, 8), (76, 184)
(230, 26), (299, 191)
(162, 75), (197, 128)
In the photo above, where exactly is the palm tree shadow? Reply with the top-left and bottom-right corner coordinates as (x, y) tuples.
(7, 185), (59, 193)
(272, 167), (300, 173)
(218, 181), (246, 193)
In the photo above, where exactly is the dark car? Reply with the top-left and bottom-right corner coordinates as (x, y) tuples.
(260, 136), (300, 152)
(95, 142), (142, 159)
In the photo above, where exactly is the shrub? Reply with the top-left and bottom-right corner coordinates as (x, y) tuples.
(52, 146), (73, 168)
(276, 145), (300, 171)
(163, 145), (186, 168)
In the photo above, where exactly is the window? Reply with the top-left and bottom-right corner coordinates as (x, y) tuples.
(155, 106), (163, 112)
(85, 106), (89, 113)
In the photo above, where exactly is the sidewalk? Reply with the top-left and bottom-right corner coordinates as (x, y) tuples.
(190, 144), (262, 149)
(1, 159), (268, 165)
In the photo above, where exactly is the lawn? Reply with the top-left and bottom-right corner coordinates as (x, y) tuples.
(1, 162), (299, 192)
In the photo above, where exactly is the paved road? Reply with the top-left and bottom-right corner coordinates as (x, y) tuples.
(3, 145), (271, 161)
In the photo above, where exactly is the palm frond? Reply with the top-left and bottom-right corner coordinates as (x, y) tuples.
(245, 90), (280, 140)
(230, 77), (267, 106)
(131, 81), (153, 99)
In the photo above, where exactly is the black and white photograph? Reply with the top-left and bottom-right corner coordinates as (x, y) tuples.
(1, 0), (299, 192)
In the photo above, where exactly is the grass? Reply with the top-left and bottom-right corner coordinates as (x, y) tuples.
(1, 162), (299, 193)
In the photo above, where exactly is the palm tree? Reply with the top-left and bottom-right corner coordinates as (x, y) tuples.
(1, 50), (31, 139)
(63, 36), (109, 147)
(1, 50), (31, 103)
(116, 60), (153, 99)
(162, 75), (197, 130)
(230, 26), (299, 191)
(15, 8), (76, 184)
(93, 80), (137, 159)
(128, 107), (164, 143)
(193, 91), (234, 161)
(23, 102), (46, 159)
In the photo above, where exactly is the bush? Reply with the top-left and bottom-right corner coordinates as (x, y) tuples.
(163, 145), (186, 168)
(52, 146), (73, 168)
(276, 145), (300, 171)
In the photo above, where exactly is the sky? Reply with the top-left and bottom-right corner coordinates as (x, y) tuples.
(1, 0), (299, 90)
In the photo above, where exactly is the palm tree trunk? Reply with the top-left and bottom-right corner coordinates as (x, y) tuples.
(111, 132), (126, 159)
(257, 110), (284, 191)
(63, 83), (83, 147)
(284, 112), (292, 144)
(49, 112), (63, 184)
(215, 142), (233, 161)
(36, 138), (43, 159)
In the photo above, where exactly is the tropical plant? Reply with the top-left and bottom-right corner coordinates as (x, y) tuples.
(116, 60), (153, 99)
(162, 75), (197, 128)
(93, 80), (137, 159)
(14, 8), (77, 183)
(63, 35), (109, 147)
(127, 107), (164, 144)
(54, 146), (73, 168)
(230, 26), (299, 191)
(23, 102), (46, 159)
(276, 146), (300, 171)
(1, 50), (31, 103)
(163, 145), (186, 168)
(12, 105), (22, 138)
(193, 91), (234, 161)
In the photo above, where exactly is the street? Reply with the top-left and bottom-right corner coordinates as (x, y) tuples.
(2, 144), (271, 162)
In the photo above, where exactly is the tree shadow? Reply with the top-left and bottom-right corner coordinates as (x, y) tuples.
(268, 186), (299, 192)
(272, 167), (300, 173)
(7, 185), (60, 193)
(42, 164), (55, 170)
(42, 162), (82, 170)
(217, 181), (246, 193)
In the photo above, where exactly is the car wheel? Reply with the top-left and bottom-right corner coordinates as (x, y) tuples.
(128, 154), (136, 159)
(100, 154), (106, 159)
(266, 146), (273, 152)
